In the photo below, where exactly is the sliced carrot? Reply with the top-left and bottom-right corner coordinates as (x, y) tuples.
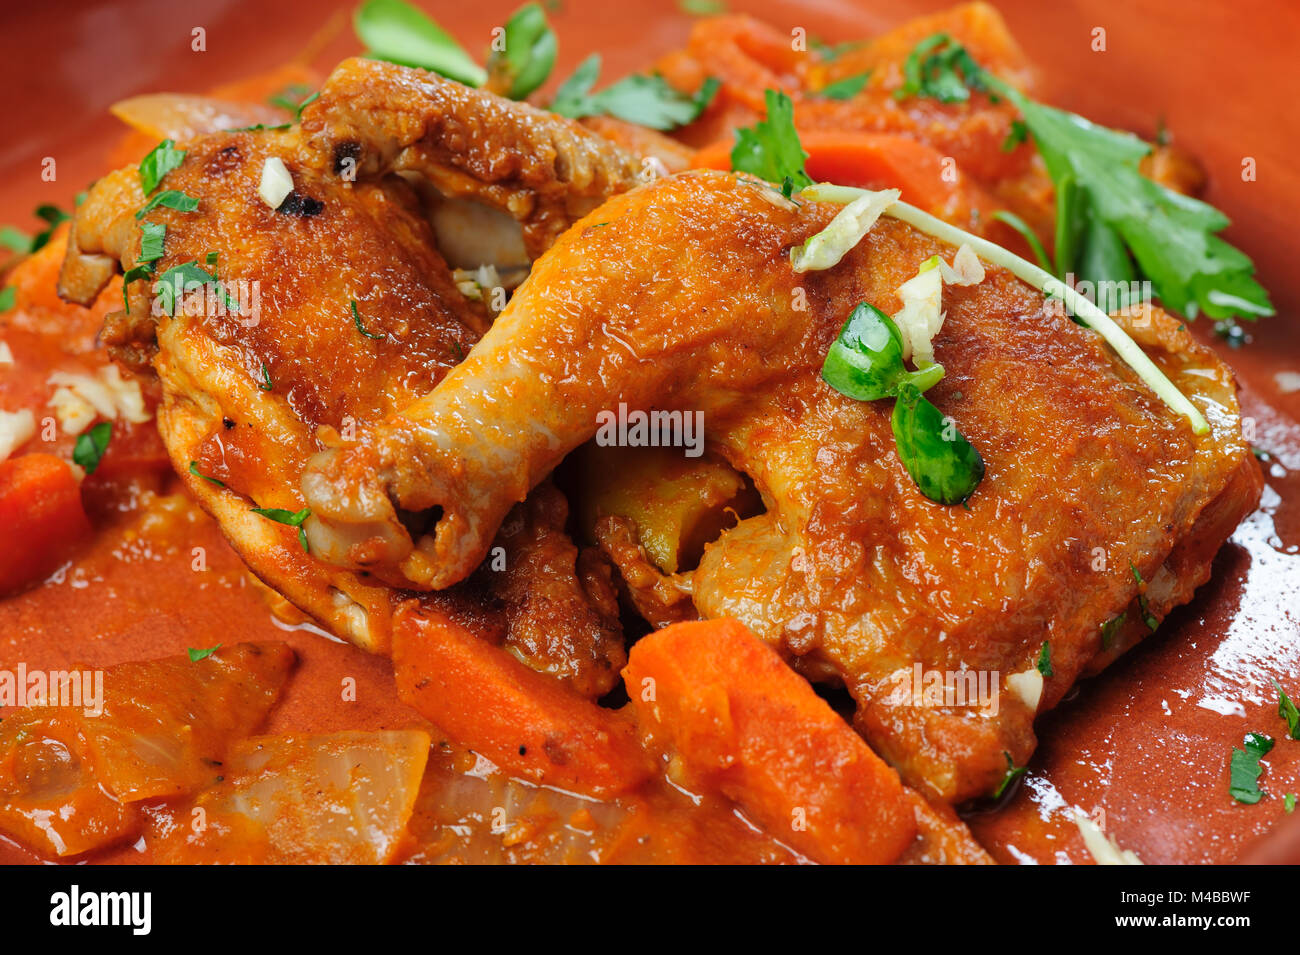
(624, 618), (917, 864)
(392, 601), (653, 797)
(0, 454), (92, 595)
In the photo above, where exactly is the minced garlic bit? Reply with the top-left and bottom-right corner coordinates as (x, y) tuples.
(258, 157), (295, 210)
(1005, 668), (1043, 712)
(790, 188), (900, 273)
(47, 365), (151, 436)
(893, 244), (986, 367)
(1072, 809), (1143, 865)
(0, 408), (36, 463)
(0, 341), (13, 365)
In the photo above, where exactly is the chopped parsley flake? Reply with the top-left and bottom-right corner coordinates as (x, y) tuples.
(994, 751), (1027, 799)
(551, 54), (719, 131)
(250, 505), (312, 552)
(1036, 641), (1054, 677)
(819, 71), (870, 100)
(1273, 679), (1300, 740)
(138, 139), (187, 195)
(730, 89), (812, 191)
(139, 221), (166, 263)
(72, 421), (112, 475)
(351, 299), (384, 340)
(135, 189), (199, 220)
(189, 460), (226, 488)
(187, 645), (222, 662)
(1229, 732), (1274, 805)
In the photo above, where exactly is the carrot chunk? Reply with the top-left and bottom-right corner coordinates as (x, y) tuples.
(392, 602), (653, 797)
(0, 453), (92, 595)
(624, 618), (917, 864)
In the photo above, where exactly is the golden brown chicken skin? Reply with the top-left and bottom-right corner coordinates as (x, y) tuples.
(303, 169), (1259, 801)
(55, 64), (645, 695)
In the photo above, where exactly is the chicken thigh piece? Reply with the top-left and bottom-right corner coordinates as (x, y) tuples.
(302, 169), (1260, 800)
(56, 61), (642, 695)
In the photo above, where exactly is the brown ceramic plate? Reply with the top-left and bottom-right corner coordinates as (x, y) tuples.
(1, 0), (1297, 864)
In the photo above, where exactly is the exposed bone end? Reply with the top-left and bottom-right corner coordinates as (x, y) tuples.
(301, 447), (415, 579)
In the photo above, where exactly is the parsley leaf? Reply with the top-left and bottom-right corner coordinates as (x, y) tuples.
(188, 645), (222, 662)
(486, 2), (556, 99)
(994, 751), (1027, 799)
(121, 263), (155, 313)
(1273, 678), (1300, 740)
(0, 285), (16, 313)
(1229, 732), (1274, 805)
(1100, 612), (1126, 650)
(551, 54), (719, 131)
(138, 139), (187, 195)
(73, 421), (112, 475)
(822, 301), (983, 505)
(251, 505), (312, 552)
(139, 221), (166, 263)
(895, 33), (1274, 323)
(895, 33), (989, 104)
(678, 0), (727, 14)
(153, 261), (219, 316)
(27, 204), (70, 252)
(1129, 562), (1159, 632)
(731, 89), (812, 190)
(189, 460), (226, 488)
(351, 299), (385, 340)
(135, 189), (199, 220)
(0, 225), (30, 254)
(1036, 641), (1054, 677)
(354, 0), (487, 87)
(819, 71), (870, 100)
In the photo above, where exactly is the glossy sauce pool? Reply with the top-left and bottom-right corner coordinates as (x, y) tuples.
(1, 0), (1298, 863)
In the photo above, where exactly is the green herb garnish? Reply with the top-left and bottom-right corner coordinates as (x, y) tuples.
(354, 0), (488, 87)
(1229, 732), (1274, 805)
(153, 261), (218, 316)
(1001, 118), (1028, 152)
(189, 461), (226, 488)
(552, 54), (719, 131)
(188, 645), (222, 662)
(1036, 641), (1053, 677)
(0, 225), (30, 254)
(139, 221), (166, 263)
(250, 505), (312, 552)
(1273, 679), (1300, 740)
(678, 0), (727, 14)
(72, 421), (112, 475)
(30, 205), (70, 252)
(731, 89), (812, 191)
(138, 139), (187, 195)
(1100, 612), (1125, 649)
(822, 301), (983, 505)
(1129, 562), (1159, 632)
(351, 299), (385, 340)
(894, 33), (1273, 323)
(135, 189), (198, 220)
(994, 751), (1027, 799)
(258, 361), (273, 391)
(486, 2), (556, 99)
(121, 263), (154, 313)
(819, 71), (870, 100)
(896, 33), (989, 104)
(0, 286), (16, 313)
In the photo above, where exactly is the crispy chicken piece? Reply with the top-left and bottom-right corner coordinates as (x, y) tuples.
(297, 57), (643, 259)
(56, 62), (641, 695)
(303, 170), (1259, 800)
